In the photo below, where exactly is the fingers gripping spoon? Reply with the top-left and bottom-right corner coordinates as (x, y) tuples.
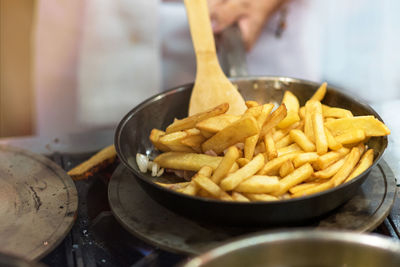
(184, 0), (247, 116)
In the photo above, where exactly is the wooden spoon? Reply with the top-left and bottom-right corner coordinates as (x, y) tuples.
(184, 0), (247, 116)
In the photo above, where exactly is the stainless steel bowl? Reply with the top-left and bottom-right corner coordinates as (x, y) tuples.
(182, 230), (400, 267)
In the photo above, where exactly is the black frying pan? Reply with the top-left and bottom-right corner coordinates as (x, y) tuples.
(114, 27), (387, 226)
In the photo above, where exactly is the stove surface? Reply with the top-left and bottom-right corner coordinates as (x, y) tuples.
(41, 152), (186, 267)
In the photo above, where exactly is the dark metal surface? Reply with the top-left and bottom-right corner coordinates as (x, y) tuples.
(108, 160), (396, 255)
(40, 152), (185, 267)
(0, 145), (78, 260)
(0, 128), (115, 156)
(114, 77), (388, 225)
(181, 230), (400, 267)
(217, 24), (248, 77)
(0, 252), (46, 267)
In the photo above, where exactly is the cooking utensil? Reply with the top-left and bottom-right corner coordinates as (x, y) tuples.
(0, 145), (78, 260)
(184, 0), (246, 116)
(108, 160), (396, 254)
(181, 230), (400, 267)
(114, 76), (388, 226)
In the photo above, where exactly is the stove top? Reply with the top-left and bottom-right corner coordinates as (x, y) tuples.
(41, 152), (186, 267)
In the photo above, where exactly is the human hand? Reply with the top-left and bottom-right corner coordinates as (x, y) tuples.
(208, 0), (286, 51)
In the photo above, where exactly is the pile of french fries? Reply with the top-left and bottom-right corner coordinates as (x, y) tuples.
(147, 82), (390, 202)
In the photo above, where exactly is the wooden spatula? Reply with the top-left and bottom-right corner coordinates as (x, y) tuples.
(184, 0), (247, 116)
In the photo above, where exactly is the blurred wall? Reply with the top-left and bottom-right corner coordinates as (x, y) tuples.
(0, 0), (35, 137)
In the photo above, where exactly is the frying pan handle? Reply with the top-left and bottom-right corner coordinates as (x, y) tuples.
(217, 24), (248, 77)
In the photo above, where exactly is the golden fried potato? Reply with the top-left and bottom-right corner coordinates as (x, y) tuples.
(220, 154), (265, 191)
(278, 91), (300, 128)
(154, 152), (222, 171)
(166, 103), (229, 133)
(202, 116), (259, 154)
(235, 175), (280, 194)
(325, 116), (390, 137)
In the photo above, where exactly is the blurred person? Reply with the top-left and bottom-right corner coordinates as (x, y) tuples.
(33, 0), (399, 136)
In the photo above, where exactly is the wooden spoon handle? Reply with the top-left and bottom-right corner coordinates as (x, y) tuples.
(184, 0), (217, 56)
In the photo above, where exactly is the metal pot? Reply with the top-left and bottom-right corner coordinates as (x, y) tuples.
(181, 230), (400, 267)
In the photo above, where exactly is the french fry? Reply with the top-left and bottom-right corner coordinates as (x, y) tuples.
(178, 183), (197, 195)
(277, 143), (302, 157)
(235, 175), (280, 194)
(68, 145), (117, 180)
(244, 105), (264, 118)
(278, 91), (300, 128)
(288, 181), (322, 194)
(159, 131), (196, 152)
(179, 166), (213, 196)
(156, 181), (190, 190)
(258, 152), (299, 175)
(232, 192), (250, 202)
(211, 146), (240, 184)
(279, 160), (295, 177)
(264, 132), (278, 160)
(311, 101), (328, 154)
(245, 100), (260, 108)
(150, 129), (170, 152)
(325, 116), (390, 137)
(196, 114), (240, 133)
(272, 121), (304, 142)
(244, 104), (275, 160)
(244, 134), (259, 160)
(293, 152), (319, 168)
(257, 104), (274, 127)
(331, 147), (362, 187)
(299, 106), (305, 120)
(197, 189), (214, 198)
(335, 129), (366, 145)
(272, 163), (314, 196)
(325, 117), (336, 123)
(310, 82), (327, 101)
(275, 134), (293, 149)
(322, 105), (353, 118)
(200, 129), (214, 138)
(229, 162), (239, 173)
(313, 147), (350, 170)
(202, 116), (259, 154)
(244, 193), (278, 201)
(220, 154), (265, 191)
(193, 174), (232, 201)
(324, 127), (342, 150)
(254, 142), (266, 155)
(260, 104), (287, 137)
(166, 103), (229, 133)
(291, 181), (333, 198)
(290, 129), (316, 152)
(312, 155), (348, 179)
(184, 128), (201, 136)
(180, 134), (206, 151)
(345, 149), (374, 182)
(237, 157), (250, 167)
(304, 101), (315, 142)
(154, 152), (222, 171)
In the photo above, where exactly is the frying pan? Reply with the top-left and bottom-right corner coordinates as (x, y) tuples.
(114, 26), (388, 226)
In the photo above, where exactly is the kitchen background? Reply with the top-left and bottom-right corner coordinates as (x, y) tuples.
(1, 0), (399, 141)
